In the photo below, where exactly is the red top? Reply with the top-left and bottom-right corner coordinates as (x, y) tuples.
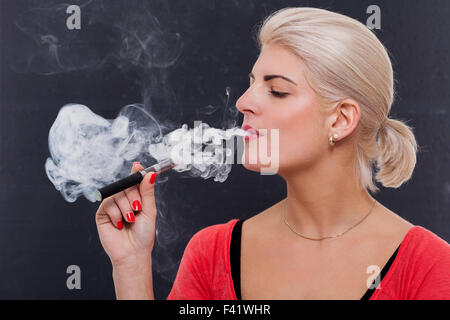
(166, 219), (450, 300)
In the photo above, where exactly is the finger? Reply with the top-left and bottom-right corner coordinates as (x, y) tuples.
(113, 191), (135, 223)
(97, 197), (124, 230)
(138, 170), (158, 221)
(123, 162), (145, 212)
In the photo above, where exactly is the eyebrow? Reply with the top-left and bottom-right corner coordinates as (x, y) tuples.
(248, 72), (297, 86)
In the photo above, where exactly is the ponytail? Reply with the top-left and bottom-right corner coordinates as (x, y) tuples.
(374, 118), (419, 189)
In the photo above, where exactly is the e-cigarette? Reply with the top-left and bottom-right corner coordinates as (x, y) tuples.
(94, 158), (175, 201)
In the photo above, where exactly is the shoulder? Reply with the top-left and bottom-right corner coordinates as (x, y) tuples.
(406, 226), (449, 250)
(396, 225), (450, 279)
(180, 219), (239, 282)
(168, 219), (239, 300)
(397, 226), (450, 299)
(403, 226), (450, 260)
(191, 219), (239, 242)
(186, 219), (240, 254)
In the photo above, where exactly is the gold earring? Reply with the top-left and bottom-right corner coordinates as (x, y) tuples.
(329, 133), (339, 146)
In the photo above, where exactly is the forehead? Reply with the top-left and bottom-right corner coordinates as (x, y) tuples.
(252, 44), (306, 83)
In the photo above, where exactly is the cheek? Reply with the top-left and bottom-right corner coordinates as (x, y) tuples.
(240, 93), (326, 172)
(278, 102), (325, 167)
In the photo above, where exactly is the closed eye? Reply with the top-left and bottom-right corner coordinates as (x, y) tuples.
(270, 90), (288, 98)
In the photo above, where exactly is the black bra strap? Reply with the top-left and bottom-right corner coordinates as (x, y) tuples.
(230, 219), (244, 300)
(360, 243), (401, 300)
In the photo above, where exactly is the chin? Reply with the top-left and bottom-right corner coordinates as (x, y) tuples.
(240, 153), (280, 175)
(241, 161), (262, 173)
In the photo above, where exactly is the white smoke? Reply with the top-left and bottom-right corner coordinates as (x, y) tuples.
(45, 103), (247, 203)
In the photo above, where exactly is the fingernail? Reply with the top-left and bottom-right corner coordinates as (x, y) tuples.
(150, 172), (158, 185)
(126, 211), (135, 222)
(117, 221), (123, 230)
(132, 200), (142, 211)
(133, 161), (140, 166)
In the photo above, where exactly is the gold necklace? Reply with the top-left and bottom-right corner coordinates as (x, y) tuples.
(282, 199), (377, 241)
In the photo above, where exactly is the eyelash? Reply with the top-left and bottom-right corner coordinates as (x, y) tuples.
(248, 81), (289, 98)
(270, 90), (288, 98)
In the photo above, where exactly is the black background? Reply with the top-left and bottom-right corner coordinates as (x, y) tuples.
(0, 0), (449, 299)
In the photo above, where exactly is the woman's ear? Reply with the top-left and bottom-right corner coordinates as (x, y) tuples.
(329, 99), (361, 140)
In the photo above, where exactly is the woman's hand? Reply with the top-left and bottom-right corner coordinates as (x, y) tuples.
(95, 162), (158, 268)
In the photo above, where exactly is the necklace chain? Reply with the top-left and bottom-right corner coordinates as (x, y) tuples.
(282, 199), (377, 241)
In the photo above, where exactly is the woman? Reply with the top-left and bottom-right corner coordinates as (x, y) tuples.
(95, 7), (450, 300)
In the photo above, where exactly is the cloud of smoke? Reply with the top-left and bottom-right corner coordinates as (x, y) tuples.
(45, 103), (247, 203)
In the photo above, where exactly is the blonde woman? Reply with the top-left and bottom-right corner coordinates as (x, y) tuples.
(95, 7), (450, 300)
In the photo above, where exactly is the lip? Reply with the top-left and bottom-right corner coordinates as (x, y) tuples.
(242, 124), (259, 141)
(242, 124), (259, 136)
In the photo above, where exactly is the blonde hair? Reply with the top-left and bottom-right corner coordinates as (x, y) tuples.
(257, 7), (419, 193)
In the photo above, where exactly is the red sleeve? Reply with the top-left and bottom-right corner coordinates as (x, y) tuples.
(166, 220), (238, 300)
(376, 226), (450, 300)
(166, 228), (212, 300)
(411, 228), (450, 300)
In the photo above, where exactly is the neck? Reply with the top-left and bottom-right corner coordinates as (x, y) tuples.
(280, 158), (376, 239)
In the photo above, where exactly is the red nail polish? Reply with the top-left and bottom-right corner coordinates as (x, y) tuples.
(132, 200), (142, 211)
(126, 211), (135, 222)
(117, 221), (123, 230)
(150, 172), (157, 184)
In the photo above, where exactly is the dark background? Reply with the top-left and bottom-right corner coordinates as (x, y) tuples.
(0, 0), (449, 299)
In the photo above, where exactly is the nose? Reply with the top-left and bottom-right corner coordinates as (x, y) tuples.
(236, 87), (256, 116)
